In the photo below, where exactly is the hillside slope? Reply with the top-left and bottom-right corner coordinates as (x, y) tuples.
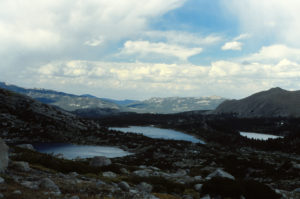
(0, 82), (120, 111)
(213, 87), (300, 117)
(0, 88), (94, 143)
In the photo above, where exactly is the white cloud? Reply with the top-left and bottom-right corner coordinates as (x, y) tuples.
(233, 33), (250, 41)
(84, 36), (104, 47)
(221, 41), (243, 51)
(121, 40), (203, 60)
(221, 33), (249, 51)
(0, 0), (186, 66)
(3, 0), (300, 99)
(222, 0), (300, 46)
(143, 31), (223, 46)
(243, 44), (300, 63)
(33, 43), (300, 99)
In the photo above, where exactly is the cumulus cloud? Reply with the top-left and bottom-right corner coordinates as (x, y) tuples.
(33, 44), (300, 99)
(221, 41), (243, 51)
(3, 0), (300, 99)
(120, 40), (203, 61)
(221, 33), (249, 51)
(243, 44), (300, 63)
(0, 0), (186, 70)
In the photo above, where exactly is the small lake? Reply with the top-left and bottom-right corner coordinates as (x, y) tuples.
(32, 143), (132, 160)
(240, 132), (284, 140)
(110, 126), (205, 144)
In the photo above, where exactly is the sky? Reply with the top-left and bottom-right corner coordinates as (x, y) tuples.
(1, 0), (300, 100)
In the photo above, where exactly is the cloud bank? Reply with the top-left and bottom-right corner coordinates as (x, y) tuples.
(33, 44), (300, 99)
(2, 0), (300, 99)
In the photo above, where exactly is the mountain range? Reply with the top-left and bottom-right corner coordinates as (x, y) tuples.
(0, 82), (120, 112)
(3, 82), (300, 118)
(127, 96), (225, 114)
(213, 87), (300, 117)
(0, 82), (226, 114)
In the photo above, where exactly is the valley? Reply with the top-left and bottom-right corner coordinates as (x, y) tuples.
(3, 1), (300, 199)
(0, 86), (300, 198)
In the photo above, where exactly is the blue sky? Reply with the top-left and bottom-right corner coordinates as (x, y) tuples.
(1, 0), (300, 99)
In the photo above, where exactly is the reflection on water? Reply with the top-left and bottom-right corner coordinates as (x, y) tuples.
(33, 143), (132, 159)
(110, 126), (205, 144)
(240, 132), (283, 140)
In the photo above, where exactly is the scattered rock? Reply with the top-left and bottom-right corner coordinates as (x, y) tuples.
(194, 184), (203, 191)
(136, 182), (153, 193)
(0, 177), (4, 184)
(69, 172), (79, 177)
(0, 193), (3, 198)
(149, 166), (160, 171)
(183, 195), (193, 199)
(294, 188), (300, 193)
(89, 156), (112, 167)
(119, 181), (130, 191)
(173, 169), (187, 177)
(13, 190), (22, 195)
(120, 168), (129, 175)
(21, 181), (39, 190)
(133, 170), (150, 177)
(139, 165), (148, 169)
(102, 171), (117, 178)
(200, 195), (211, 199)
(69, 196), (80, 199)
(11, 161), (30, 172)
(175, 176), (195, 184)
(0, 138), (8, 173)
(194, 176), (202, 181)
(17, 144), (35, 151)
(96, 180), (106, 186)
(40, 178), (60, 192)
(292, 162), (300, 169)
(206, 168), (235, 180)
(147, 195), (159, 199)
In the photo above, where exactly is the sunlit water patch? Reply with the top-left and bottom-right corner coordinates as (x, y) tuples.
(240, 132), (284, 140)
(110, 126), (205, 144)
(33, 143), (132, 159)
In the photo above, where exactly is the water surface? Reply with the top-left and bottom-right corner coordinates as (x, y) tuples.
(110, 126), (205, 144)
(33, 143), (132, 159)
(240, 132), (283, 140)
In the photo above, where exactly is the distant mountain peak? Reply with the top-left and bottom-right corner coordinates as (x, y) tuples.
(268, 87), (286, 92)
(213, 87), (300, 117)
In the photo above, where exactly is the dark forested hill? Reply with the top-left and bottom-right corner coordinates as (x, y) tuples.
(213, 87), (300, 117)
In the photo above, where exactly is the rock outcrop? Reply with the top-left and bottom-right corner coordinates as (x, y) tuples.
(205, 168), (235, 180)
(40, 178), (60, 193)
(11, 161), (30, 172)
(0, 138), (8, 173)
(89, 156), (112, 167)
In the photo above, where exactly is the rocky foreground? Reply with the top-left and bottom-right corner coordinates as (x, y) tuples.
(1, 88), (300, 198)
(1, 136), (300, 199)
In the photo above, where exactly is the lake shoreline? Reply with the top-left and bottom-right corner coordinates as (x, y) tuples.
(110, 126), (205, 144)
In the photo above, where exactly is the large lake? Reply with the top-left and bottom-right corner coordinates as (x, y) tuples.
(33, 143), (132, 160)
(110, 126), (205, 144)
(240, 132), (284, 140)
